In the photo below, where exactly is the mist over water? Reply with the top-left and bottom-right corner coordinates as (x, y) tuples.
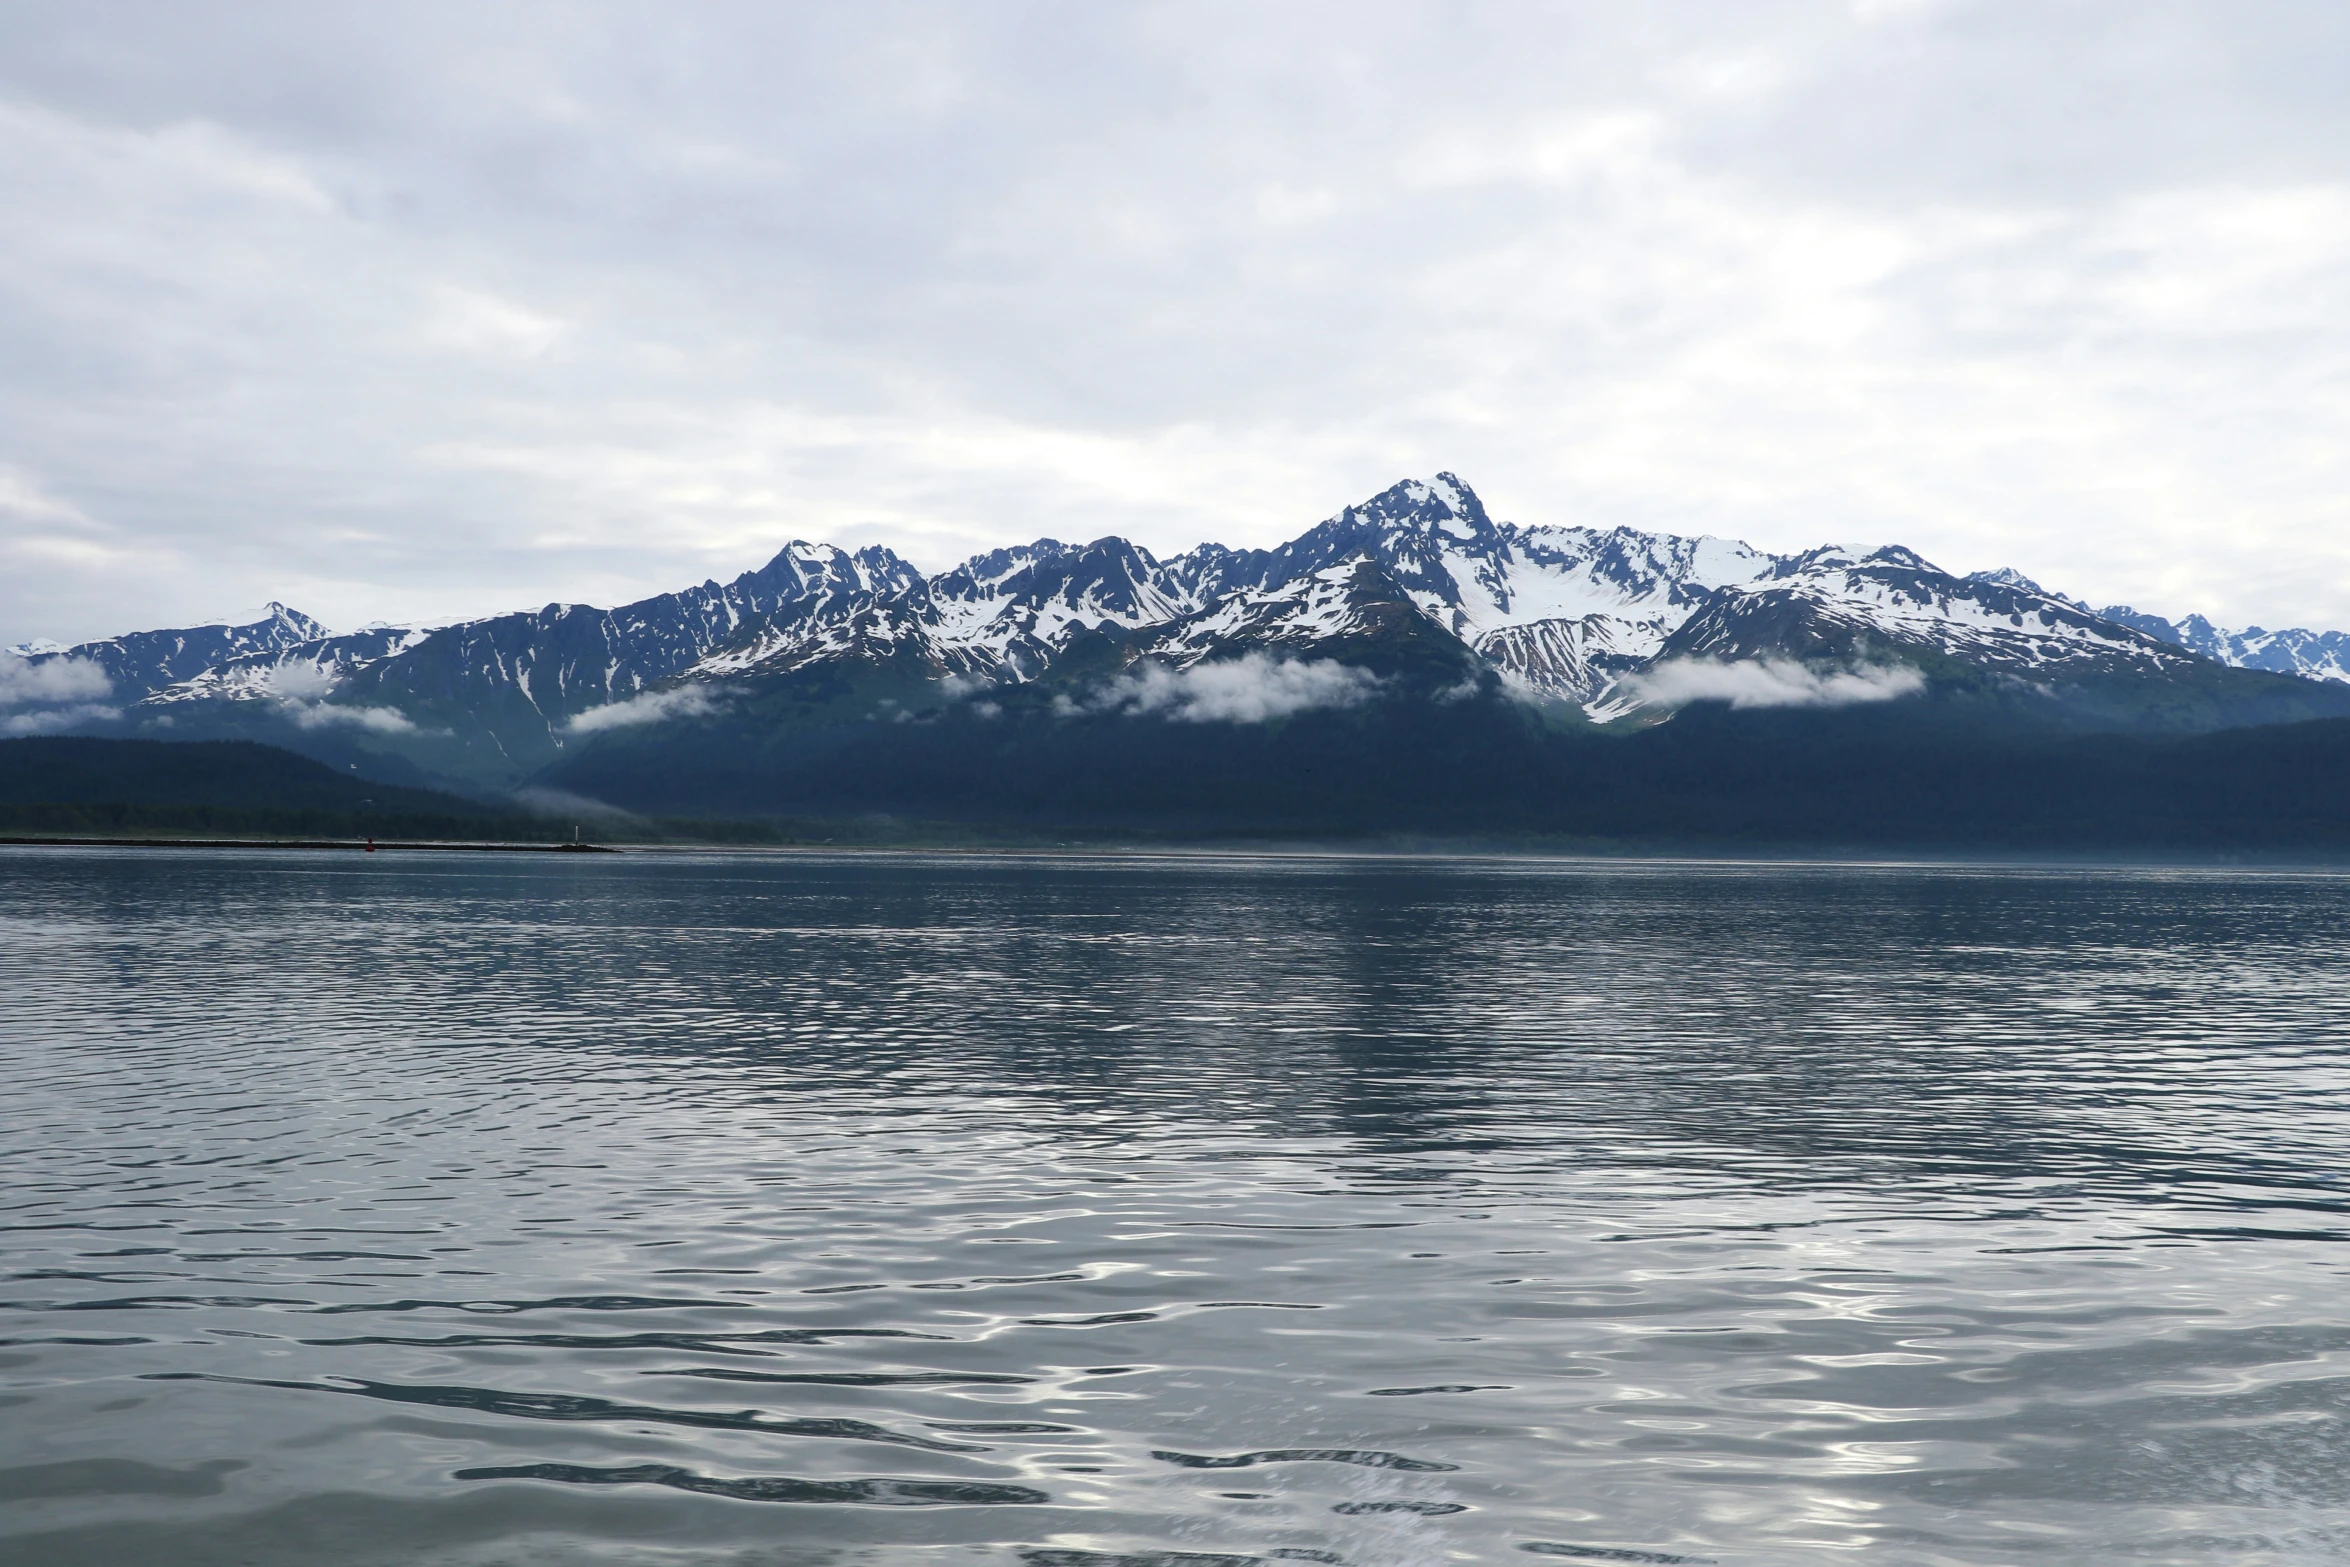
(2, 847), (2347, 1566)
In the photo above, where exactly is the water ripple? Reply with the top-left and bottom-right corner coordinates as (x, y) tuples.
(5, 847), (2350, 1565)
(455, 1461), (1050, 1506)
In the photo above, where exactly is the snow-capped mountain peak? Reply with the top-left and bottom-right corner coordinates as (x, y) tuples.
(19, 601), (336, 693)
(1964, 566), (2092, 613)
(1138, 556), (1444, 668)
(256, 602), (331, 640)
(2101, 605), (2350, 685)
(1651, 544), (2196, 679)
(26, 470), (2350, 787)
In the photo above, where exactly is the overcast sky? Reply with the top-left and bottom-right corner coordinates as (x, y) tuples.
(3, 1), (2347, 644)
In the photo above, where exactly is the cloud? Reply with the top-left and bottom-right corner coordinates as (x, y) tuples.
(0, 652), (121, 733)
(1, 704), (120, 735)
(0, 651), (112, 707)
(259, 659), (418, 731)
(284, 700), (418, 733)
(0, 463), (97, 528)
(0, 652), (119, 733)
(1621, 657), (1926, 711)
(265, 661), (335, 700)
(5, 4), (2350, 647)
(566, 684), (721, 733)
(1072, 653), (1382, 724)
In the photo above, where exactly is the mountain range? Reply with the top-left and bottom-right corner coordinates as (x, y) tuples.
(6, 474), (2349, 839)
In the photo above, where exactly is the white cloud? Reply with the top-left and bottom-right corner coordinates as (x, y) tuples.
(254, 659), (417, 731)
(0, 651), (119, 732)
(264, 661), (335, 700)
(1622, 656), (1926, 710)
(936, 672), (994, 700)
(426, 285), (569, 359)
(0, 651), (112, 708)
(1074, 653), (1382, 724)
(3, 4), (2350, 645)
(566, 684), (720, 733)
(284, 700), (418, 733)
(1, 703), (120, 735)
(0, 463), (96, 527)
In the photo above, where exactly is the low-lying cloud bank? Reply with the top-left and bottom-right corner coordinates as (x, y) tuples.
(284, 700), (418, 733)
(1623, 657), (1926, 711)
(0, 652), (110, 706)
(1, 704), (121, 736)
(566, 685), (721, 734)
(0, 652), (120, 734)
(1070, 653), (1383, 724)
(265, 662), (417, 733)
(510, 786), (648, 827)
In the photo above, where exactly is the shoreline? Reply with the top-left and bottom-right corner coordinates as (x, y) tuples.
(0, 835), (617, 853)
(4, 834), (2348, 874)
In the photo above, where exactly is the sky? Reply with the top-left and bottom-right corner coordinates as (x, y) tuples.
(3, 0), (2348, 646)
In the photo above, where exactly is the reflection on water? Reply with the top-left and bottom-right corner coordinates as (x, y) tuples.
(2, 846), (2348, 1566)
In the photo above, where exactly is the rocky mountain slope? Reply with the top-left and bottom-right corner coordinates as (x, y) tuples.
(1939, 569), (2350, 689)
(8, 474), (2348, 793)
(2097, 606), (2350, 686)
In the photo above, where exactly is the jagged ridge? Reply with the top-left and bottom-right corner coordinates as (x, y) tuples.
(11, 474), (2350, 784)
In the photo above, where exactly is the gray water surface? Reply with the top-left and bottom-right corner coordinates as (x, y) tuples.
(3, 847), (2348, 1566)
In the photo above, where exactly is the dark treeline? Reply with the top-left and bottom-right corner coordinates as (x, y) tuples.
(14, 709), (2350, 853)
(0, 736), (958, 845)
(0, 737), (489, 814)
(544, 690), (2350, 853)
(0, 801), (568, 842)
(0, 737), (556, 842)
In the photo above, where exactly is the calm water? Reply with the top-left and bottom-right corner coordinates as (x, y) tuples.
(3, 848), (2349, 1567)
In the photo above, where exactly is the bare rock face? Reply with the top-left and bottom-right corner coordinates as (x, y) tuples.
(25, 473), (2350, 785)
